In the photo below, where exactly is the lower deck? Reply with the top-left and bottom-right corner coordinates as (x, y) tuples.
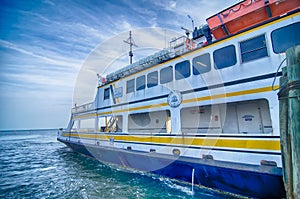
(72, 98), (276, 135)
(66, 97), (282, 167)
(57, 137), (285, 198)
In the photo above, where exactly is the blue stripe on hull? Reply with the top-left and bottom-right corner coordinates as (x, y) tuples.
(59, 139), (285, 198)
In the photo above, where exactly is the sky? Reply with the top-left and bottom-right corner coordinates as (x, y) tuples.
(0, 0), (239, 130)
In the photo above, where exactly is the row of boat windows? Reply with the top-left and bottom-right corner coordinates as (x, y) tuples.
(126, 33), (267, 94)
(103, 22), (299, 98)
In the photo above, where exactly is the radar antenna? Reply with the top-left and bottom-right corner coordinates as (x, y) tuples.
(123, 31), (138, 64)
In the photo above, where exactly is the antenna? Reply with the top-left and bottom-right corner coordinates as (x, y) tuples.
(187, 15), (194, 30)
(123, 31), (138, 64)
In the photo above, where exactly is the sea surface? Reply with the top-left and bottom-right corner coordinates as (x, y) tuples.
(0, 129), (235, 199)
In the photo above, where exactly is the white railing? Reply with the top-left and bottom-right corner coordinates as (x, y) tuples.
(72, 102), (94, 113)
(101, 32), (213, 85)
(169, 35), (190, 56)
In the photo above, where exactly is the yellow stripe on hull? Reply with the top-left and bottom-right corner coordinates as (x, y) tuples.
(62, 133), (280, 151)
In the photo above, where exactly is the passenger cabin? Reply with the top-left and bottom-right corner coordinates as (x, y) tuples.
(70, 5), (299, 137)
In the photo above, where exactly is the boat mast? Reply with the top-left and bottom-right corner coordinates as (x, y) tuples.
(123, 31), (138, 64)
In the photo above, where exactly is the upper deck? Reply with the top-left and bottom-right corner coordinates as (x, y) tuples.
(72, 6), (299, 116)
(92, 12), (298, 109)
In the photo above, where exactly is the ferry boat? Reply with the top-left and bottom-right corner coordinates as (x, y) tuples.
(58, 0), (300, 198)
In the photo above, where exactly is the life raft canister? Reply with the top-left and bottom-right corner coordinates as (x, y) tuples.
(185, 38), (194, 50)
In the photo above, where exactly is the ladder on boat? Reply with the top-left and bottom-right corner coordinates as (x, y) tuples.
(106, 116), (118, 132)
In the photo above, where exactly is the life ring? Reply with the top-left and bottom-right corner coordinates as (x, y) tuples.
(185, 38), (194, 50)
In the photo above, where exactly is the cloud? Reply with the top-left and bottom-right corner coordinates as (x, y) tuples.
(148, 0), (238, 29)
(0, 40), (82, 68)
(43, 0), (55, 6)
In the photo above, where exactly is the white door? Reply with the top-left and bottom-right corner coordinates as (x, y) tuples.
(237, 102), (262, 134)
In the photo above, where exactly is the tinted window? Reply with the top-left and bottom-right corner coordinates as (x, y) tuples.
(240, 35), (268, 62)
(213, 45), (237, 69)
(126, 79), (134, 93)
(160, 66), (173, 84)
(175, 60), (190, 80)
(104, 88), (110, 100)
(147, 71), (158, 88)
(193, 53), (211, 75)
(271, 22), (300, 54)
(136, 75), (145, 91)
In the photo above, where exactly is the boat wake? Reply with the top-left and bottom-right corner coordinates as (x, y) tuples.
(157, 177), (195, 196)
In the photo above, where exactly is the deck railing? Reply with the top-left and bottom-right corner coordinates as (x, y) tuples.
(72, 102), (94, 113)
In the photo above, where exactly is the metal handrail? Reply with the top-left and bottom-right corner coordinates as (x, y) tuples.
(72, 102), (94, 113)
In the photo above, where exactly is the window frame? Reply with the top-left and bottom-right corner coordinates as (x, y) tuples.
(192, 53), (211, 75)
(175, 60), (191, 80)
(126, 79), (135, 93)
(213, 45), (237, 69)
(136, 75), (146, 91)
(104, 88), (110, 100)
(239, 34), (268, 63)
(160, 66), (173, 84)
(147, 71), (158, 88)
(271, 22), (300, 54)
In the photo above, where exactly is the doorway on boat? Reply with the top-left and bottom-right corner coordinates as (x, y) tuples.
(128, 110), (171, 134)
(97, 115), (123, 132)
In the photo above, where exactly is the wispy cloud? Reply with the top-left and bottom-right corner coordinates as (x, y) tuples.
(0, 40), (81, 67)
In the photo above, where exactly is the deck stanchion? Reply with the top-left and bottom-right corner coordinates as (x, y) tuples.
(279, 46), (300, 199)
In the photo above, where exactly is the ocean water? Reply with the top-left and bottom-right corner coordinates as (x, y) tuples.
(0, 129), (234, 199)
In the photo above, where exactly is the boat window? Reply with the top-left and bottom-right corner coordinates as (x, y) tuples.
(147, 71), (158, 88)
(71, 120), (79, 132)
(271, 22), (300, 54)
(104, 88), (110, 100)
(175, 60), (190, 80)
(160, 66), (173, 84)
(126, 79), (135, 93)
(192, 53), (211, 75)
(213, 45), (237, 69)
(129, 112), (151, 127)
(79, 119), (95, 132)
(136, 75), (146, 91)
(240, 34), (268, 62)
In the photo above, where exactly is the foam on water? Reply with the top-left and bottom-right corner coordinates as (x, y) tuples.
(159, 177), (195, 196)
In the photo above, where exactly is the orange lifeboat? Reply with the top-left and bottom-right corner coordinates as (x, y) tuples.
(206, 0), (300, 40)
